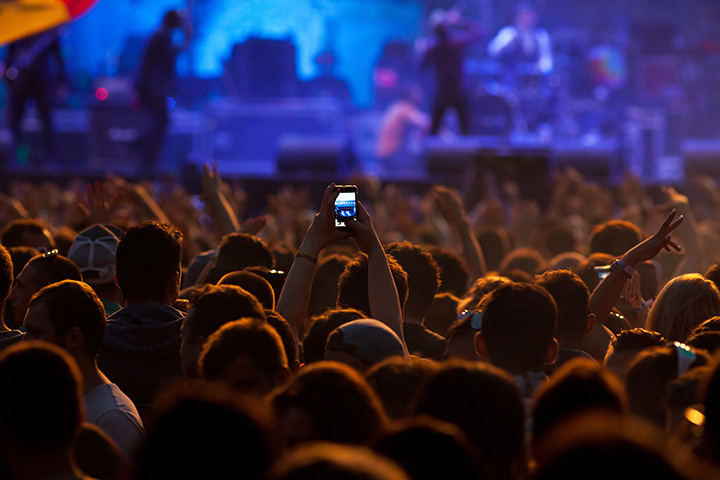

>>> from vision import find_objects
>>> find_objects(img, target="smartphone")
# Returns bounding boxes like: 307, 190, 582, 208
594, 265, 611, 282
334, 185, 358, 231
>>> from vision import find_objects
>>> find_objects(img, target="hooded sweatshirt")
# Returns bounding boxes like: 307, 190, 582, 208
98, 303, 184, 413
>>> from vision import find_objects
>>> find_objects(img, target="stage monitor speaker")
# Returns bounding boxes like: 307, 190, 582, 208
205, 99, 344, 168
276, 135, 354, 179
88, 104, 142, 171
552, 138, 619, 179
426, 136, 511, 181
475, 152, 550, 207
684, 139, 720, 178
427, 136, 550, 205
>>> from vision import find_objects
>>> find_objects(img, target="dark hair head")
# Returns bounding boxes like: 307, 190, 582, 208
626, 344, 710, 428
425, 246, 469, 297
265, 310, 298, 371
576, 252, 614, 292
54, 226, 76, 258
0, 342, 82, 451
269, 442, 408, 480
199, 318, 288, 394
271, 361, 387, 446
424, 292, 461, 336
8, 245, 40, 280
218, 270, 275, 310
458, 275, 512, 313
1, 218, 55, 250
611, 328, 667, 352
534, 270, 589, 345
374, 417, 486, 480
28, 280, 106, 356
26, 252, 83, 287
499, 247, 547, 277
702, 353, 720, 462
541, 224, 578, 258
271, 242, 296, 273
115, 222, 183, 302
185, 284, 266, 340
475, 227, 510, 272
690, 316, 720, 335
135, 383, 274, 480
532, 358, 625, 441
413, 360, 526, 480
385, 242, 440, 320
365, 357, 439, 420
245, 266, 286, 304
686, 331, 720, 355
590, 220, 642, 256
205, 234, 275, 284
337, 253, 408, 318
532, 413, 708, 480
181, 284, 266, 378
481, 283, 558, 375
704, 264, 720, 291
162, 10, 182, 28
308, 254, 350, 318
0, 245, 13, 308
603, 328, 667, 380
302, 308, 365, 364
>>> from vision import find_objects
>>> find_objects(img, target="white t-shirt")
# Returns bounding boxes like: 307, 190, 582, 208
84, 383, 145, 459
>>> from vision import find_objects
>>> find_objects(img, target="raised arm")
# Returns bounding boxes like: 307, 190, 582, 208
276, 184, 351, 354
660, 186, 704, 276
589, 210, 684, 327
347, 201, 408, 354
107, 175, 170, 225
432, 186, 486, 284
201, 162, 240, 237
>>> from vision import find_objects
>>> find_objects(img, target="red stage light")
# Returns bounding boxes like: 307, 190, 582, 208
95, 87, 108, 101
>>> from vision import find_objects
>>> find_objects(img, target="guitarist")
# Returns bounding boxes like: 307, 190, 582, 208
2, 29, 66, 165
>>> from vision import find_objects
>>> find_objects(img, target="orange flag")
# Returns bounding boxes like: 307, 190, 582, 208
0, 0, 98, 45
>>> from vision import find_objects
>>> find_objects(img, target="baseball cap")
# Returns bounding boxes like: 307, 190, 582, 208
326, 319, 407, 366
67, 224, 120, 285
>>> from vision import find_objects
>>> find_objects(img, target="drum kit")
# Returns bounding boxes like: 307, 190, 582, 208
467, 59, 560, 136
466, 41, 627, 138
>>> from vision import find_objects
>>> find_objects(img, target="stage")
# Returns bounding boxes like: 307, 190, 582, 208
0, 101, 696, 190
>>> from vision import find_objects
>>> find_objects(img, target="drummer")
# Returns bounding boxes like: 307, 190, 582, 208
487, 2, 553, 76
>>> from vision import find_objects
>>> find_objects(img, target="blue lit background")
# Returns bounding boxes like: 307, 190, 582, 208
62, 0, 423, 106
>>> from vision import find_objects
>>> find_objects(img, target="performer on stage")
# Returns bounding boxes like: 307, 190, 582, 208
376, 85, 429, 177
421, 9, 483, 136
2, 29, 65, 165
487, 2, 553, 76
135, 10, 192, 172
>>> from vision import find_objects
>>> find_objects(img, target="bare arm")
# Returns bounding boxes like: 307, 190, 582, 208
347, 202, 408, 354
201, 163, 240, 237
661, 186, 704, 276
107, 175, 170, 224
433, 186, 486, 284
276, 184, 351, 354
0, 193, 29, 220
589, 210, 684, 326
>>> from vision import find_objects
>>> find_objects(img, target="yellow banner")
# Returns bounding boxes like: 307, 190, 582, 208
0, 0, 70, 45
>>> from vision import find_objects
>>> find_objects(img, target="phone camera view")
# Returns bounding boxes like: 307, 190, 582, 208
335, 191, 357, 228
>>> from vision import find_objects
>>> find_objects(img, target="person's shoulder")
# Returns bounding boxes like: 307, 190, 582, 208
86, 383, 144, 428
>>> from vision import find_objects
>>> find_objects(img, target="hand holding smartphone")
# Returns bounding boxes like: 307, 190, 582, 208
334, 185, 358, 231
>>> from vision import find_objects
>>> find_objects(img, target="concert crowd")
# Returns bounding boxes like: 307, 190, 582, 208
0, 164, 719, 480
